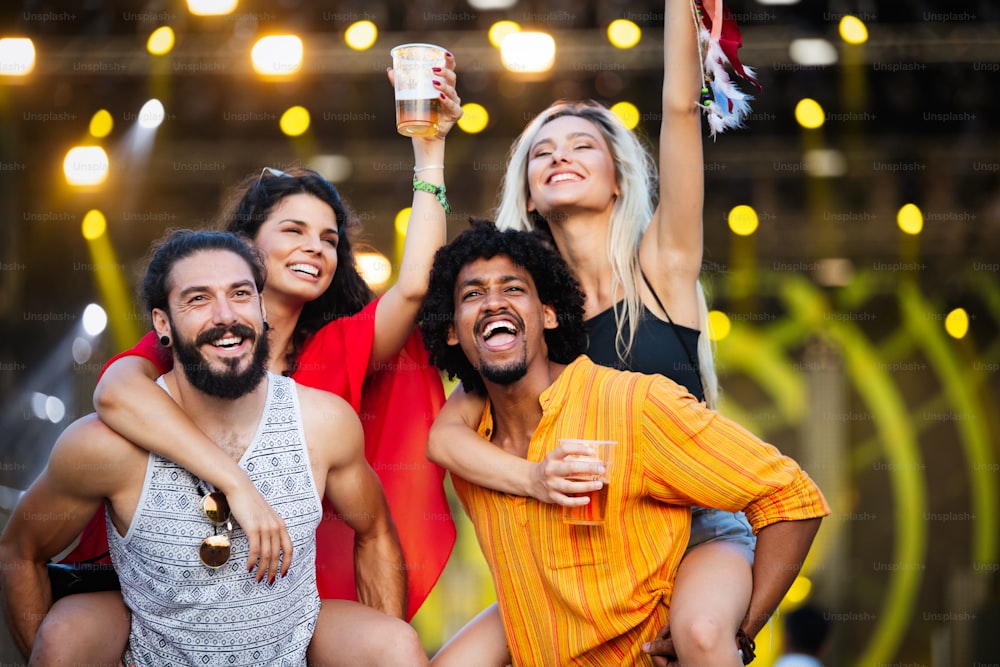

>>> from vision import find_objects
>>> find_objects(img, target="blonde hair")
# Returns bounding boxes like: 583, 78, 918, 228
495, 100, 719, 408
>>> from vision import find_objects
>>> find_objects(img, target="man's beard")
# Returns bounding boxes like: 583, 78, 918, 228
480, 358, 528, 386
172, 322, 270, 399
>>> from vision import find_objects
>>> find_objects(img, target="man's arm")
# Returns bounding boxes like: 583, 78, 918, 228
300, 387, 406, 617
637, 380, 828, 663
643, 384, 829, 523
641, 379, 829, 660
740, 517, 822, 640
0, 416, 123, 656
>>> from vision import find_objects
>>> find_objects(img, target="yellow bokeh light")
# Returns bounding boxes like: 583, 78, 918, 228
147, 26, 175, 55
458, 103, 489, 134
0, 37, 35, 76
395, 207, 412, 236
251, 35, 303, 76
357, 252, 392, 290
839, 15, 869, 45
89, 109, 114, 138
345, 20, 377, 51
607, 19, 642, 49
500, 32, 555, 73
728, 204, 759, 236
488, 21, 521, 49
186, 0, 238, 16
279, 106, 310, 136
795, 98, 825, 129
609, 101, 640, 130
82, 209, 107, 241
708, 310, 731, 341
784, 576, 813, 605
896, 203, 923, 235
64, 146, 109, 186
944, 308, 969, 339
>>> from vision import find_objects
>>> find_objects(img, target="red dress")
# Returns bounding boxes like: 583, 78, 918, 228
65, 297, 454, 621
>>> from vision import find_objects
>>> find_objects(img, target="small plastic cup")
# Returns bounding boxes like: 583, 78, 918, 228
561, 439, 616, 526
390, 43, 447, 137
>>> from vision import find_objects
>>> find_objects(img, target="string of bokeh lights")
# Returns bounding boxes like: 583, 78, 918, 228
0, 3, 970, 410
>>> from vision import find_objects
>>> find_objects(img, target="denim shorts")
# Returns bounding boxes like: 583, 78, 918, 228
686, 507, 756, 564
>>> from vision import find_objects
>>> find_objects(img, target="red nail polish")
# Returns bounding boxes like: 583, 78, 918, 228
440, 93, 446, 100
432, 79, 441, 85
432, 67, 442, 72
446, 52, 453, 58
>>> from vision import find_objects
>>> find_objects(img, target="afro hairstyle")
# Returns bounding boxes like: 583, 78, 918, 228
418, 218, 587, 396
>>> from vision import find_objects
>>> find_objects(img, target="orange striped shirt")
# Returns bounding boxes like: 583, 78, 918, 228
452, 356, 830, 666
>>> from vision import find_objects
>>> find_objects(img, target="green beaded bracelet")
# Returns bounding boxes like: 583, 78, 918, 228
413, 177, 452, 214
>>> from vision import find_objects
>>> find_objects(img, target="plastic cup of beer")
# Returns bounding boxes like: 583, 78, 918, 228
561, 439, 616, 526
390, 43, 446, 137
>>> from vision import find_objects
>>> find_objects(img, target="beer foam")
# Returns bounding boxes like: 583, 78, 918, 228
395, 86, 439, 101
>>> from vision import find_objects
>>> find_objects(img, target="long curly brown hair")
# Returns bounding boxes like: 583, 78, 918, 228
221, 167, 374, 374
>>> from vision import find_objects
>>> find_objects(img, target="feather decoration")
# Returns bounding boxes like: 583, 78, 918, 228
695, 0, 761, 137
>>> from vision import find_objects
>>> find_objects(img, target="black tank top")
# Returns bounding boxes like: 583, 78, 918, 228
585, 302, 705, 402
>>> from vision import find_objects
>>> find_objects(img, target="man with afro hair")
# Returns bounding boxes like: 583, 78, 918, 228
419, 220, 829, 666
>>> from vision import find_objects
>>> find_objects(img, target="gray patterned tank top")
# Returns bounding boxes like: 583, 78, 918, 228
108, 373, 322, 666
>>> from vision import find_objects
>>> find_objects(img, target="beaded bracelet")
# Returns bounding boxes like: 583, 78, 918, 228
413, 177, 451, 214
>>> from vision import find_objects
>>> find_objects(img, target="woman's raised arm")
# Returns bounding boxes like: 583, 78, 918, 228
640, 0, 706, 329
427, 384, 603, 505
371, 53, 463, 369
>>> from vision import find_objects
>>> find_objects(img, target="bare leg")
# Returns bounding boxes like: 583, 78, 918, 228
30, 591, 130, 666
668, 540, 753, 667
430, 603, 510, 667
307, 599, 428, 667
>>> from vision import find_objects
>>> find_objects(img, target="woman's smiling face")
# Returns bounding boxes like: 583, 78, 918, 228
251, 192, 340, 304
525, 114, 620, 219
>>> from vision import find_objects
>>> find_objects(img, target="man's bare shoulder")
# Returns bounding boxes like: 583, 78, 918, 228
294, 382, 360, 424
47, 414, 145, 489
54, 413, 135, 452
293, 382, 364, 463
